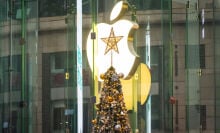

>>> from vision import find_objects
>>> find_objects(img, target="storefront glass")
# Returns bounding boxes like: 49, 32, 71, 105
1, 0, 220, 133
214, 0, 220, 132
0, 0, 38, 133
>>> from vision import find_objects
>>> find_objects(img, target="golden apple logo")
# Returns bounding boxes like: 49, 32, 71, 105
87, 1, 151, 110
86, 1, 140, 80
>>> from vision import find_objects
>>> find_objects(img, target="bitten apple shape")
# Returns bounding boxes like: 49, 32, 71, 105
86, 2, 140, 80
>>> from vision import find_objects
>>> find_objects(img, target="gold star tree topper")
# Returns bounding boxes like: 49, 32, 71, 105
101, 27, 123, 55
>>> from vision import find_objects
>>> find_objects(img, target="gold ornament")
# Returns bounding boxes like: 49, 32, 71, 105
118, 94, 123, 100
100, 74, 105, 79
112, 89, 119, 94
108, 96, 113, 102
92, 119, 97, 124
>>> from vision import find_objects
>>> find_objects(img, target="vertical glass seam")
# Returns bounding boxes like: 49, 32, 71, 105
76, 0, 83, 132
21, 0, 26, 132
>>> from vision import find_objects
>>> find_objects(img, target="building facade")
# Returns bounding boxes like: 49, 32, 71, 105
0, 0, 220, 133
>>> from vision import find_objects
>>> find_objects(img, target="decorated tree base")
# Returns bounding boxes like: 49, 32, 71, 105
92, 66, 131, 133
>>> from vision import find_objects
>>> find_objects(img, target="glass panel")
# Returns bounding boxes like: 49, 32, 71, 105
81, 0, 97, 133
186, 0, 201, 132
214, 0, 220, 132
198, 1, 215, 132
161, 0, 173, 132
0, 0, 38, 133
150, 46, 163, 131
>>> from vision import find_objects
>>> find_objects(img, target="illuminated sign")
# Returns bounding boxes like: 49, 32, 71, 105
86, 1, 151, 109
86, 1, 140, 80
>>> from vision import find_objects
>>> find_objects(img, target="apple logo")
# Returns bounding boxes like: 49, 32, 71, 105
86, 1, 140, 80
86, 0, 151, 110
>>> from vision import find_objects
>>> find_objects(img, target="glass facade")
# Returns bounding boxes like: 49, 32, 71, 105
0, 0, 219, 133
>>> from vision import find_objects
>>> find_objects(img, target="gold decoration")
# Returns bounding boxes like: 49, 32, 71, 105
101, 27, 123, 55
118, 94, 123, 101
92, 119, 97, 124
100, 74, 105, 79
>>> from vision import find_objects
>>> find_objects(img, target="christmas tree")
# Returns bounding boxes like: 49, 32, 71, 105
92, 66, 131, 133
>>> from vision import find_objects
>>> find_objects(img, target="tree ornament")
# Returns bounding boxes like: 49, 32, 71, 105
92, 119, 97, 124
111, 73, 119, 81
114, 124, 122, 131
118, 73, 124, 78
117, 84, 122, 90
100, 74, 105, 80
107, 96, 113, 102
